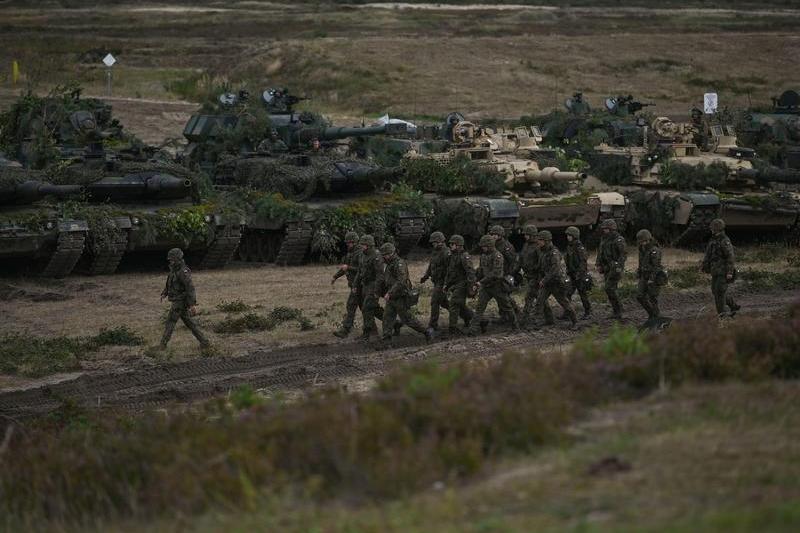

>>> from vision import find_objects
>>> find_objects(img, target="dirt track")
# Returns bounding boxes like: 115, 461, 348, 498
1, 288, 795, 418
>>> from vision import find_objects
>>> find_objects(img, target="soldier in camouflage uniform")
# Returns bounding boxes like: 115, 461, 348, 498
535, 231, 577, 328
444, 234, 475, 334
332, 231, 363, 338
702, 218, 741, 317
518, 224, 541, 325
564, 226, 592, 318
595, 219, 627, 319
354, 234, 384, 339
159, 248, 210, 349
419, 231, 450, 331
380, 243, 434, 342
635, 229, 668, 326
489, 224, 522, 321
469, 234, 519, 335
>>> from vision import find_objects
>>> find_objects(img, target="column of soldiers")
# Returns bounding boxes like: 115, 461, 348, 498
152, 217, 741, 349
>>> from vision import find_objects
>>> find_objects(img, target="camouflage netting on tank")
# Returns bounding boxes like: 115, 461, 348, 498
401, 156, 505, 196
660, 161, 730, 190
584, 151, 636, 186
44, 159, 201, 187
220, 155, 322, 201
625, 190, 680, 242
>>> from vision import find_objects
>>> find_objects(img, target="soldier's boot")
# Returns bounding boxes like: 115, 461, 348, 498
462, 308, 473, 328
425, 327, 436, 343
581, 298, 592, 319
728, 299, 741, 317
333, 326, 351, 339
610, 300, 623, 320
449, 326, 464, 336
159, 320, 177, 349
651, 300, 661, 320
543, 305, 555, 326
636, 296, 653, 320
393, 322, 403, 336
360, 327, 377, 341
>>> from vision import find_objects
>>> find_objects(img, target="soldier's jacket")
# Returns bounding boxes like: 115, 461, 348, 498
519, 242, 541, 280
423, 248, 450, 287
477, 249, 505, 287
596, 231, 627, 275
638, 243, 665, 282
496, 238, 519, 276
702, 233, 736, 276
445, 250, 476, 289
538, 244, 568, 286
565, 240, 588, 278
162, 261, 197, 306
333, 246, 362, 287
354, 247, 384, 288
383, 255, 412, 298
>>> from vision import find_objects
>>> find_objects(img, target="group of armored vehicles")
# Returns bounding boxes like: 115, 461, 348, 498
1, 85, 799, 277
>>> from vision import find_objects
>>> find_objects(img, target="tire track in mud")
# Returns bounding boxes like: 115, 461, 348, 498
0, 289, 796, 418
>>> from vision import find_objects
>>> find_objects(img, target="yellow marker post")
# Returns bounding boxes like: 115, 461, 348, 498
12, 60, 20, 85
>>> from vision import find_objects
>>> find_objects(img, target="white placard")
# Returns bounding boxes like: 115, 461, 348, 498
102, 53, 116, 67
703, 92, 718, 114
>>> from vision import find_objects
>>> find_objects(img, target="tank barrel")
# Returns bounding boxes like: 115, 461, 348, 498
85, 174, 192, 202
524, 167, 588, 182
296, 123, 407, 144
0, 180, 83, 204
738, 167, 800, 183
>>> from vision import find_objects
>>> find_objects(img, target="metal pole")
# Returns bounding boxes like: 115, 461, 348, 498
106, 67, 112, 96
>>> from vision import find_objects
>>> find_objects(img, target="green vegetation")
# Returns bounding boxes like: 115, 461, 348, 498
216, 299, 251, 313
401, 156, 506, 196
660, 160, 730, 190
0, 326, 143, 377
213, 306, 314, 334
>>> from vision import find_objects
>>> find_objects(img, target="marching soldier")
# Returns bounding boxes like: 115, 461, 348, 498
595, 218, 627, 319
702, 218, 741, 317
518, 224, 541, 325
380, 243, 434, 342
535, 231, 577, 329
419, 231, 450, 331
489, 224, 522, 321
332, 231, 362, 338
469, 234, 519, 335
353, 234, 383, 339
635, 229, 668, 327
444, 234, 475, 334
564, 226, 592, 318
159, 248, 210, 350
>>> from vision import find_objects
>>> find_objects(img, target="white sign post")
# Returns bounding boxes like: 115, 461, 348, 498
102, 53, 116, 96
703, 92, 718, 114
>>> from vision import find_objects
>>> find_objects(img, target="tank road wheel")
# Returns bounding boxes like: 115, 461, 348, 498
41, 231, 86, 278
81, 230, 129, 275
275, 221, 313, 266
199, 225, 242, 270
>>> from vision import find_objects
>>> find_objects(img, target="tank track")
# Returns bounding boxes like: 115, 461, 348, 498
40, 231, 86, 278
394, 216, 427, 256
198, 225, 242, 269
674, 205, 718, 248
275, 221, 313, 266
84, 231, 129, 275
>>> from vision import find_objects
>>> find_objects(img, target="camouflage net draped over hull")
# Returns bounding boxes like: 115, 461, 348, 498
218, 155, 331, 201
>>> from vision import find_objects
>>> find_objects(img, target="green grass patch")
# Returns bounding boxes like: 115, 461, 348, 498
0, 326, 144, 377
740, 269, 800, 291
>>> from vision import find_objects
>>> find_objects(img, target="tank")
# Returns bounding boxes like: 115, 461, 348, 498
180, 88, 427, 264
0, 169, 89, 278
737, 89, 800, 170
0, 87, 241, 275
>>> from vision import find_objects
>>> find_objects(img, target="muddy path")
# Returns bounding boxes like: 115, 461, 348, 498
0, 289, 795, 418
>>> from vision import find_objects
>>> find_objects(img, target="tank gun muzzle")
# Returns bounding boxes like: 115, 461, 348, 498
84, 173, 193, 202
0, 180, 83, 205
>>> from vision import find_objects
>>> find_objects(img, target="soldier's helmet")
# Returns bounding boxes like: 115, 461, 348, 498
536, 230, 553, 242
449, 234, 465, 246
489, 225, 506, 237
344, 231, 359, 243
565, 226, 580, 239
600, 219, 618, 231
167, 248, 184, 261
379, 242, 396, 256
523, 224, 538, 237
429, 231, 446, 244
636, 229, 653, 243
710, 218, 725, 232
359, 234, 375, 247
479, 234, 495, 248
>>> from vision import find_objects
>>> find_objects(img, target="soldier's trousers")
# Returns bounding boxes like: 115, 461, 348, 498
537, 281, 576, 325
429, 286, 450, 328
161, 301, 209, 347
470, 283, 518, 333
604, 272, 623, 315
567, 275, 592, 315
382, 295, 427, 339
447, 284, 473, 330
522, 276, 540, 323
711, 274, 738, 315
636, 279, 661, 319
342, 286, 384, 331
361, 282, 380, 334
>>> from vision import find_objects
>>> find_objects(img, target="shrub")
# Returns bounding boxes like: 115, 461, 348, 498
216, 299, 251, 313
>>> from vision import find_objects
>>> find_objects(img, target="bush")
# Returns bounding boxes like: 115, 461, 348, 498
213, 307, 315, 334
216, 299, 251, 313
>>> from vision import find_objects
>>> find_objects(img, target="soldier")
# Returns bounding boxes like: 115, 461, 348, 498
702, 218, 741, 317
518, 224, 541, 325
564, 226, 592, 318
635, 229, 668, 327
159, 248, 210, 350
332, 231, 362, 338
380, 243, 434, 342
469, 234, 519, 335
489, 224, 522, 321
595, 218, 627, 319
444, 234, 475, 334
535, 231, 577, 329
353, 234, 383, 339
419, 231, 450, 331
